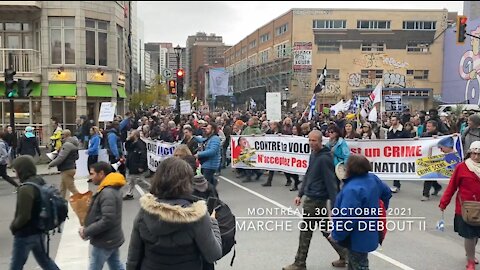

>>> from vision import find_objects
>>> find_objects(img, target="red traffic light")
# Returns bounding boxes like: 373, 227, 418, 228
177, 68, 184, 78
461, 17, 468, 25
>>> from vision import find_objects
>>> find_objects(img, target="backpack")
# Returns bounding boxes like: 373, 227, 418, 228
213, 198, 237, 265
22, 181, 69, 255
23, 182, 69, 232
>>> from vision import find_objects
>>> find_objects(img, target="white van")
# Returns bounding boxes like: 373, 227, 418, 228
438, 104, 480, 114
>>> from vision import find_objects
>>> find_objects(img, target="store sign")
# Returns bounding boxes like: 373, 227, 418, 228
48, 71, 76, 82
293, 42, 312, 73
87, 71, 113, 83
117, 74, 126, 85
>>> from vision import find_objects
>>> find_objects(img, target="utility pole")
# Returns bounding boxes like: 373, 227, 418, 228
128, 1, 132, 95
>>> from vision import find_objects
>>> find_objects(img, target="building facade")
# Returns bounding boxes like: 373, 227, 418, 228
225, 8, 453, 111
186, 32, 229, 102
0, 1, 131, 144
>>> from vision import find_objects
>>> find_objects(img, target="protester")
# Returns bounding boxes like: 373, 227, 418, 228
106, 123, 126, 177
48, 129, 80, 199
195, 122, 221, 187
330, 154, 392, 270
283, 130, 345, 270
0, 132, 19, 189
80, 162, 126, 270
440, 141, 480, 270
326, 124, 350, 167
50, 117, 63, 152
17, 126, 41, 159
87, 126, 102, 172
344, 121, 360, 139
387, 115, 410, 193
126, 158, 222, 270
462, 114, 480, 157
123, 130, 147, 200
181, 126, 199, 155
9, 155, 60, 270
359, 122, 377, 140
5, 125, 16, 162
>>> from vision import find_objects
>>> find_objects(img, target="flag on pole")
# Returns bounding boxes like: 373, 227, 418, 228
361, 81, 383, 117
308, 95, 317, 120
368, 106, 378, 122
314, 61, 327, 93
250, 97, 256, 110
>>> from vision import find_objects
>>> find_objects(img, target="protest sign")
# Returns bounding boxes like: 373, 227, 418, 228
98, 102, 116, 122
231, 135, 463, 180
142, 138, 178, 171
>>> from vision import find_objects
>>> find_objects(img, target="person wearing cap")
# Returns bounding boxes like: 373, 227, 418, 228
421, 137, 458, 201
462, 114, 480, 157
440, 141, 480, 270
17, 126, 41, 158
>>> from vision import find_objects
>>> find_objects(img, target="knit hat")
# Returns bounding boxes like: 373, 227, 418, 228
437, 137, 454, 149
25, 126, 35, 138
192, 175, 208, 192
469, 141, 480, 153
12, 155, 37, 182
235, 120, 245, 127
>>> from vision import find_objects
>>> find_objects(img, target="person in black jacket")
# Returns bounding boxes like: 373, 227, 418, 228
126, 158, 222, 270
80, 162, 126, 270
4, 125, 16, 161
123, 130, 147, 200
17, 126, 41, 158
387, 115, 410, 193
181, 126, 199, 155
10, 156, 60, 270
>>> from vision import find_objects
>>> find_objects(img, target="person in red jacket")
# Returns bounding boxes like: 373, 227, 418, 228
440, 141, 480, 270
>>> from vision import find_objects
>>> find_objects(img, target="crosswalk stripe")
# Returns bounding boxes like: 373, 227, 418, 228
55, 179, 90, 269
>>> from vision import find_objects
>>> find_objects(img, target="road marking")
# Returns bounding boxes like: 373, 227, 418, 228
218, 175, 416, 270
55, 179, 90, 270
135, 184, 145, 196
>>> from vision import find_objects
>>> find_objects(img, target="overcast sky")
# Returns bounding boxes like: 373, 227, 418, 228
138, 1, 464, 46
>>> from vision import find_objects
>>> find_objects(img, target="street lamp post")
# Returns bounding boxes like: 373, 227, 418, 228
174, 45, 182, 116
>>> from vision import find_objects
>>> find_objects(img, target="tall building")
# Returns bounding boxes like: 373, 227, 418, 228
0, 1, 131, 143
464, 1, 480, 20
225, 8, 451, 111
145, 42, 172, 83
144, 50, 152, 87
186, 32, 229, 101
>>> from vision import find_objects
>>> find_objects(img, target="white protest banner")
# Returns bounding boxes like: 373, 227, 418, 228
266, 92, 282, 121
98, 102, 116, 122
142, 138, 179, 171
75, 150, 109, 178
180, 100, 192, 115
231, 135, 463, 179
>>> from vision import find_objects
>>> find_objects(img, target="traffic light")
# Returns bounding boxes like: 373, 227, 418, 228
176, 68, 184, 97
17, 79, 33, 98
457, 16, 468, 44
4, 69, 16, 98
168, 79, 176, 94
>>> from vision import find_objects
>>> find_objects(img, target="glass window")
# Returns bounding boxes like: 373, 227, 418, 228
64, 29, 75, 64
98, 32, 107, 66
86, 31, 95, 65
63, 18, 75, 27
5, 23, 21, 31
49, 18, 61, 27
23, 35, 32, 49
0, 23, 3, 31
317, 41, 340, 52
86, 19, 95, 28
117, 25, 124, 70
22, 23, 30, 31
50, 29, 62, 64
98, 21, 108, 30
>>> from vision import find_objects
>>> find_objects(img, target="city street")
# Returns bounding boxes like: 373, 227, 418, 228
0, 169, 474, 270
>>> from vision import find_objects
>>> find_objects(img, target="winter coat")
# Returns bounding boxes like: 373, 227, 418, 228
107, 129, 122, 159
181, 137, 199, 155
84, 172, 126, 249
125, 139, 147, 175
332, 172, 392, 253
196, 135, 221, 170
0, 140, 9, 165
87, 134, 101, 156
241, 125, 262, 135
440, 162, 480, 215
462, 127, 480, 156
10, 156, 44, 236
126, 194, 223, 270
326, 137, 350, 166
386, 125, 409, 139
50, 127, 63, 151
48, 136, 79, 171
17, 136, 41, 157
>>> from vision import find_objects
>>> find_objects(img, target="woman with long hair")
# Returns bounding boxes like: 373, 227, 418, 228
326, 124, 350, 167
343, 122, 360, 139
359, 122, 377, 140
127, 158, 222, 270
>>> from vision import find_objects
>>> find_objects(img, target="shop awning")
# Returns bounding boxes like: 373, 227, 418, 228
117, 86, 127, 98
87, 84, 113, 97
48, 83, 77, 97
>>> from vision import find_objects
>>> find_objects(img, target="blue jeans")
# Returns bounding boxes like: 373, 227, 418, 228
202, 168, 218, 187
89, 245, 125, 270
10, 234, 59, 270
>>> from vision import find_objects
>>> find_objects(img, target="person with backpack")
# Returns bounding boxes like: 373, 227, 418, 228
48, 129, 80, 199
119, 112, 134, 142
9, 155, 61, 270
79, 162, 126, 270
126, 157, 222, 270
329, 154, 392, 270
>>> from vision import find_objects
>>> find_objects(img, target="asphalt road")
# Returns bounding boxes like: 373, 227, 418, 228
0, 169, 475, 270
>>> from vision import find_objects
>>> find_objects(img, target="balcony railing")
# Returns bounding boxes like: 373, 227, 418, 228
0, 49, 41, 74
